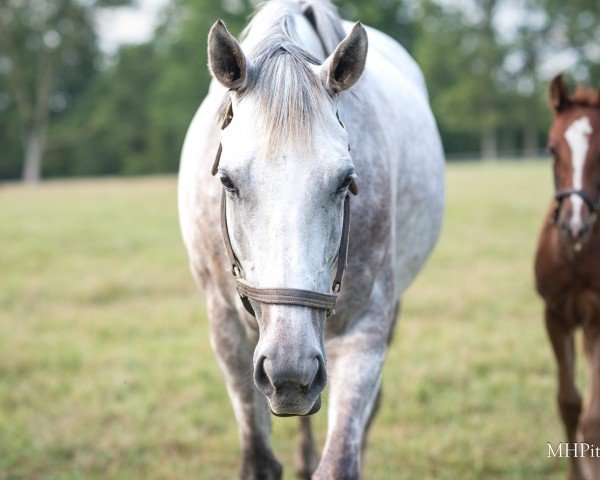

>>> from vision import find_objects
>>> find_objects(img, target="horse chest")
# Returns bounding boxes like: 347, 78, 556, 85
537, 228, 600, 325
543, 263, 600, 326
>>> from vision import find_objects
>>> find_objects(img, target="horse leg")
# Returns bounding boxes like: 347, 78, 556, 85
294, 417, 319, 479
361, 300, 399, 456
361, 384, 382, 456
545, 306, 585, 480
313, 299, 394, 479
580, 317, 600, 479
208, 301, 282, 480
312, 336, 385, 479
298, 383, 382, 479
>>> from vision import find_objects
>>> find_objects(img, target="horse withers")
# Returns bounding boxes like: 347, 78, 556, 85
178, 0, 444, 478
535, 74, 600, 480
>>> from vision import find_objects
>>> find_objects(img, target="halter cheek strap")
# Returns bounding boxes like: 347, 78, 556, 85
220, 189, 351, 317
212, 99, 355, 317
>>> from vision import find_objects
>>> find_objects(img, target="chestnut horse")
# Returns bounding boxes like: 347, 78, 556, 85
535, 74, 600, 480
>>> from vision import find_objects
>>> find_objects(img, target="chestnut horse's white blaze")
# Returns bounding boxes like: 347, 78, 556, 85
565, 116, 593, 235
178, 0, 444, 477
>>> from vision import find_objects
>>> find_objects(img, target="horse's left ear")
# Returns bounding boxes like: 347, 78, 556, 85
549, 74, 571, 112
321, 22, 368, 94
208, 20, 248, 90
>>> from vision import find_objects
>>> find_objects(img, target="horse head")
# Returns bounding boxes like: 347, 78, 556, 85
207, 19, 367, 416
548, 74, 600, 250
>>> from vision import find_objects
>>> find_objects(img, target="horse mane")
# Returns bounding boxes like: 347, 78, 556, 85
571, 85, 600, 108
230, 0, 346, 155
242, 0, 346, 57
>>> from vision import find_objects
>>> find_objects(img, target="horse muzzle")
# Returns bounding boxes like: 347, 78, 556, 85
254, 352, 327, 416
270, 396, 322, 417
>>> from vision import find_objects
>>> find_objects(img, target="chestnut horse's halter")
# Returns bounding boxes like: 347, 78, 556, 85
211, 100, 358, 317
552, 168, 600, 223
554, 189, 600, 218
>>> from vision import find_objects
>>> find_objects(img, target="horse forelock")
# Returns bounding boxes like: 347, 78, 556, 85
243, 42, 327, 155
223, 0, 344, 156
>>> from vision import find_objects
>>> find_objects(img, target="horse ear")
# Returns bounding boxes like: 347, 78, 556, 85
208, 20, 248, 90
549, 74, 571, 112
322, 22, 368, 93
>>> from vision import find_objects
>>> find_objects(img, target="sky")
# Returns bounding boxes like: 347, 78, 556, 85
95, 0, 170, 53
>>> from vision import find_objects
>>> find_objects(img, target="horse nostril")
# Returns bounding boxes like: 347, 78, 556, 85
254, 352, 327, 398
254, 356, 275, 396
307, 355, 327, 396
577, 225, 589, 239
568, 222, 589, 240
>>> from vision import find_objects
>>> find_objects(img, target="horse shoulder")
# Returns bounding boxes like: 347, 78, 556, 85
179, 83, 226, 268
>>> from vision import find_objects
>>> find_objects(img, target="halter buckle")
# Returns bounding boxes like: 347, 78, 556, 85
333, 282, 340, 293
232, 265, 241, 278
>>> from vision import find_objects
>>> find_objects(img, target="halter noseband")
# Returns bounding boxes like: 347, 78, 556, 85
211, 100, 356, 317
553, 188, 600, 224
555, 189, 600, 212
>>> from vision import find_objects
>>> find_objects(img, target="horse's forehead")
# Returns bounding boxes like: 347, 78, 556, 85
564, 116, 593, 146
552, 114, 594, 153
550, 114, 599, 185
552, 108, 598, 141
223, 98, 349, 168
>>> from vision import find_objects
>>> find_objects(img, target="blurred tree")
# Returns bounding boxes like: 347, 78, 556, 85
337, 0, 417, 51
144, 0, 254, 171
542, 0, 600, 82
44, 43, 161, 176
495, 0, 599, 156
1, 0, 596, 180
45, 0, 256, 177
413, 0, 508, 159
0, 0, 130, 183
0, 73, 22, 179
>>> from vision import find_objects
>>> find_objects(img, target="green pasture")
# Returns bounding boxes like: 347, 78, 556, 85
0, 161, 580, 479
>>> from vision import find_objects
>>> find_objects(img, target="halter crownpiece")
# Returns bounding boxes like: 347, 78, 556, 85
212, 99, 356, 317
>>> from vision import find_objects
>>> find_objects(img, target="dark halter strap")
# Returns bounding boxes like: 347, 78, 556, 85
212, 99, 355, 317
553, 188, 600, 224
554, 188, 600, 213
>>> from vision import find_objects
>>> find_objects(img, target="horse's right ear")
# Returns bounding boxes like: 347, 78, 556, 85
549, 74, 571, 112
321, 22, 368, 94
208, 20, 248, 90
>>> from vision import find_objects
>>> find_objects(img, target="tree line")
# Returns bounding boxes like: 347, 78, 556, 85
0, 0, 598, 182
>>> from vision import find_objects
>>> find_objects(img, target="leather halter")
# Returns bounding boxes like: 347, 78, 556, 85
553, 187, 600, 224
555, 189, 600, 213
211, 100, 356, 317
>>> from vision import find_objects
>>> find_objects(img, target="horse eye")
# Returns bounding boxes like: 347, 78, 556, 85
220, 175, 236, 192
337, 176, 353, 194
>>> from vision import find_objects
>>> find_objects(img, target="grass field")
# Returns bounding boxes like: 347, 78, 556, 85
0, 161, 580, 479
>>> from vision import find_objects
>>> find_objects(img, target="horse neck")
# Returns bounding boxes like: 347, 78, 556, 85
241, 8, 328, 61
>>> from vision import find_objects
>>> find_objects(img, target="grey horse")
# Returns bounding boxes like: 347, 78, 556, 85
178, 0, 444, 478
